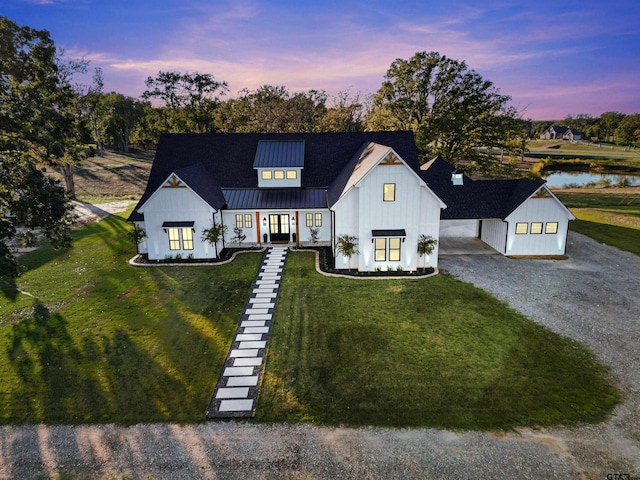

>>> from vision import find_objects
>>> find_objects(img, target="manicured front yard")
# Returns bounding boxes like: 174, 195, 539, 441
0, 212, 261, 424
257, 251, 619, 429
0, 213, 619, 428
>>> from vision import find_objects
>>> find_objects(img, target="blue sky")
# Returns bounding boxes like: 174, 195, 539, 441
3, 0, 639, 120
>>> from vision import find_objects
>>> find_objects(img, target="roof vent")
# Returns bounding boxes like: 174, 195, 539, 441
452, 172, 464, 186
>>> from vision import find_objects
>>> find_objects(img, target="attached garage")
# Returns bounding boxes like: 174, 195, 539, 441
421, 157, 575, 257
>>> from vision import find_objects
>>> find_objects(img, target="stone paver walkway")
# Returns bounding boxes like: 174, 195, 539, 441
206, 246, 287, 418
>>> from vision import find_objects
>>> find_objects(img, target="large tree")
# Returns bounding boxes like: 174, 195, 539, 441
101, 93, 145, 152
614, 113, 640, 148
142, 71, 228, 133
366, 51, 516, 171
216, 85, 328, 133
0, 17, 74, 278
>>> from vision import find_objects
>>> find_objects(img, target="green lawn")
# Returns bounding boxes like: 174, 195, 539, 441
0, 214, 619, 428
556, 190, 640, 255
257, 251, 619, 429
0, 212, 262, 424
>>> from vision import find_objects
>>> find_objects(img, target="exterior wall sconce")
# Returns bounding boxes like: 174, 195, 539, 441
263, 218, 267, 227
291, 217, 295, 225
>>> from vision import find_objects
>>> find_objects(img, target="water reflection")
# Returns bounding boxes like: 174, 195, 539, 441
544, 171, 640, 188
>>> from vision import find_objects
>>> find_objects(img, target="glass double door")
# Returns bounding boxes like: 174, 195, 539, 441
269, 214, 290, 242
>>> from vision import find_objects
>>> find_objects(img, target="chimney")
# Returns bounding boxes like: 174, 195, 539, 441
451, 172, 463, 186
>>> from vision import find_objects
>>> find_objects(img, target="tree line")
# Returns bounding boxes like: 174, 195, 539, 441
528, 113, 640, 147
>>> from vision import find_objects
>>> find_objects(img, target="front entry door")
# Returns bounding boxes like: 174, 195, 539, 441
269, 214, 290, 242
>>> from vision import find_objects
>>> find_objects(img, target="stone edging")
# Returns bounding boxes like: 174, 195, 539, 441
128, 248, 439, 280
292, 248, 439, 280
128, 248, 267, 267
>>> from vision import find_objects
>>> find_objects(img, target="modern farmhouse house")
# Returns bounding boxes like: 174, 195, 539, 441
128, 131, 575, 270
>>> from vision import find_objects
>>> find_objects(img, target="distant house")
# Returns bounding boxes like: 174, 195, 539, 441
129, 131, 575, 270
541, 125, 583, 141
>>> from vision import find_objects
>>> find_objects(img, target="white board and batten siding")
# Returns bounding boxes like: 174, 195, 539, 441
222, 210, 259, 246
505, 189, 574, 256
138, 177, 217, 260
440, 219, 480, 238
482, 187, 574, 256
332, 155, 444, 271
480, 219, 508, 253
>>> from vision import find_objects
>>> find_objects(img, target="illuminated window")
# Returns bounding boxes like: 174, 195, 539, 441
168, 228, 180, 250
315, 213, 322, 227
515, 223, 528, 234
530, 222, 543, 234
286, 170, 297, 179
383, 183, 396, 202
375, 238, 386, 261
545, 222, 558, 234
306, 213, 313, 227
389, 238, 401, 261
261, 170, 272, 180
274, 170, 285, 180
235, 214, 243, 228
244, 214, 252, 228
181, 227, 193, 250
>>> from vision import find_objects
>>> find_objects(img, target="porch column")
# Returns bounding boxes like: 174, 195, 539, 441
295, 211, 300, 247
256, 211, 261, 245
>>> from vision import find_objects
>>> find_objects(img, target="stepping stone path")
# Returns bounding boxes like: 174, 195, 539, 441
206, 247, 287, 418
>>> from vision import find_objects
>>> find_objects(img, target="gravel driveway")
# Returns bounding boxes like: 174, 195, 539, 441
1, 231, 638, 479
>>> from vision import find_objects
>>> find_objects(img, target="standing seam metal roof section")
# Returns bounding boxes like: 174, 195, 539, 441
252, 140, 306, 168
222, 188, 327, 209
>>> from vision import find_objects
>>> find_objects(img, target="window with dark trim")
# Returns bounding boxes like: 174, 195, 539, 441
306, 213, 313, 227
181, 227, 194, 250
261, 170, 272, 180
315, 213, 322, 227
389, 237, 401, 261
168, 228, 180, 250
515, 222, 528, 234
286, 170, 297, 179
235, 214, 243, 228
383, 183, 396, 202
274, 170, 285, 179
375, 238, 386, 261
168, 227, 193, 250
244, 214, 252, 228
530, 222, 543, 234
545, 222, 558, 234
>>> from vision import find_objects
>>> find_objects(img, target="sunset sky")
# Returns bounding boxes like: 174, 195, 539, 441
3, 0, 639, 120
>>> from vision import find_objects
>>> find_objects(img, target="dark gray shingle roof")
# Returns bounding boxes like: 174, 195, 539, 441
420, 157, 545, 219
128, 131, 419, 221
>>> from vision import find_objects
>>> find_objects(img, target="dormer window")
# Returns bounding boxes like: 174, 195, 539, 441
254, 140, 304, 188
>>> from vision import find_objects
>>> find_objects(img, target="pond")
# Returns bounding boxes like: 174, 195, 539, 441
544, 171, 640, 189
